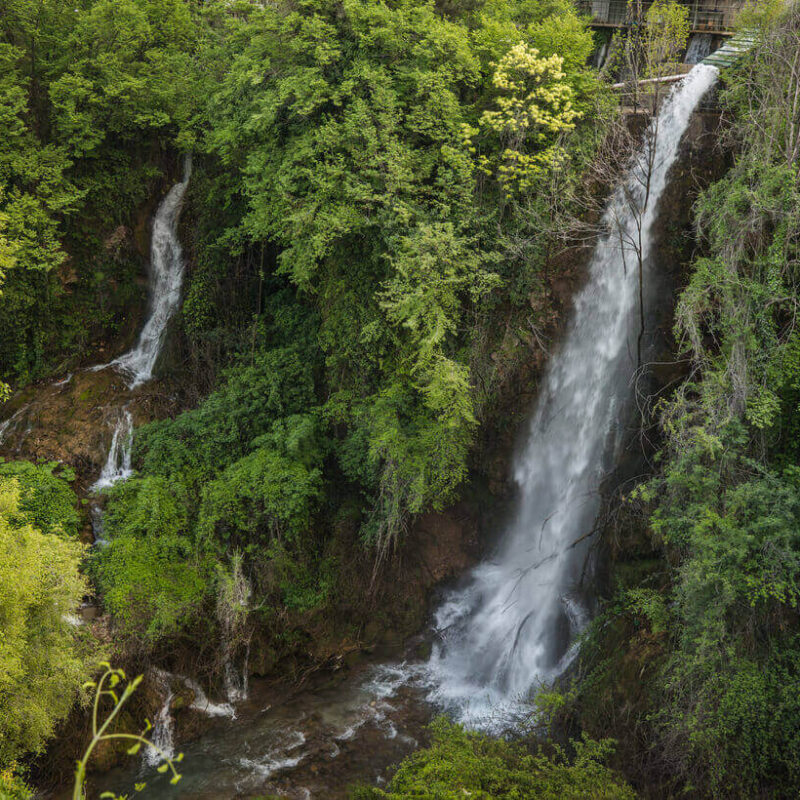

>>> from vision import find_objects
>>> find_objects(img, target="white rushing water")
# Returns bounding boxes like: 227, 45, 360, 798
112, 156, 192, 389
185, 676, 236, 718
685, 33, 714, 64
89, 159, 191, 490
0, 404, 30, 447
145, 671, 176, 768
423, 64, 719, 730
91, 408, 134, 491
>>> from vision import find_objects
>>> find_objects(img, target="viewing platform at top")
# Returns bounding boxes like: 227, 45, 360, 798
577, 1, 745, 36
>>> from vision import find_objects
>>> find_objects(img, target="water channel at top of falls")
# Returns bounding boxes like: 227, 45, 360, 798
75, 63, 720, 799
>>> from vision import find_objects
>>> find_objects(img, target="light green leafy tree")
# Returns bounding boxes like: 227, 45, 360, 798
465, 42, 580, 197
0, 478, 95, 766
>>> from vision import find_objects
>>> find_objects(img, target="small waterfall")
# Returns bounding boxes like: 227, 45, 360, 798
0, 418, 14, 447
87, 159, 191, 489
423, 64, 720, 730
53, 372, 73, 388
112, 156, 192, 389
91, 408, 133, 491
0, 404, 29, 447
685, 33, 714, 64
591, 39, 610, 70
223, 647, 249, 704
144, 670, 176, 767
183, 676, 236, 718
218, 553, 252, 703
90, 504, 109, 547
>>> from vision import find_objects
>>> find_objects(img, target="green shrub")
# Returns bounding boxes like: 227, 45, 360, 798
350, 718, 637, 800
0, 460, 78, 537
95, 476, 211, 640
0, 764, 32, 800
0, 478, 94, 765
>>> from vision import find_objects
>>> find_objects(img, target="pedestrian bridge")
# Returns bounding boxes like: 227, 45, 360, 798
578, 1, 745, 36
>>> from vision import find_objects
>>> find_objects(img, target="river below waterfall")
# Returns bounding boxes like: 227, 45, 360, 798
84, 661, 433, 800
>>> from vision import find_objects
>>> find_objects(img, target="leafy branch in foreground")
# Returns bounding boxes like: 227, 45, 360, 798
73, 663, 183, 800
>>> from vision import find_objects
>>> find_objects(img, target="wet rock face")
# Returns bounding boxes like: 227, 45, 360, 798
411, 504, 481, 585
1, 370, 128, 479
0, 365, 182, 491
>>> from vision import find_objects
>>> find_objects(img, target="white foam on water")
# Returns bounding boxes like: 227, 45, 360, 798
239, 731, 306, 778
184, 676, 237, 719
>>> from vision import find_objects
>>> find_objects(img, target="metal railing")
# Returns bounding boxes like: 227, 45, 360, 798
577, 1, 743, 33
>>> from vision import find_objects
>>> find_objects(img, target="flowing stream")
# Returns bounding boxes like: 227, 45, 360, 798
90, 664, 425, 800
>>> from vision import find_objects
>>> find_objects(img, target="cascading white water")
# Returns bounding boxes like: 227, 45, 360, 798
685, 33, 714, 64
90, 158, 191, 513
0, 404, 30, 447
184, 675, 236, 718
145, 671, 176, 768
423, 64, 719, 730
91, 408, 134, 491
112, 156, 192, 389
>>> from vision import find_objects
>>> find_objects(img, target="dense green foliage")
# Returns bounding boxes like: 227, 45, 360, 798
0, 460, 78, 536
0, 0, 197, 382
0, 477, 94, 768
12, 0, 800, 797
351, 718, 637, 799
190, 0, 599, 548
89, 0, 607, 647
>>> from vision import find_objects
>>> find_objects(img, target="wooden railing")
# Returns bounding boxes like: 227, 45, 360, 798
577, 1, 743, 34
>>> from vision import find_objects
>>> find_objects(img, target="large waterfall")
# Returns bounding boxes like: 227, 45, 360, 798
112, 156, 192, 389
423, 64, 720, 730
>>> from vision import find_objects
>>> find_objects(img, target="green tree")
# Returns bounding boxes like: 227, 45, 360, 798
0, 478, 95, 766
465, 41, 580, 197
